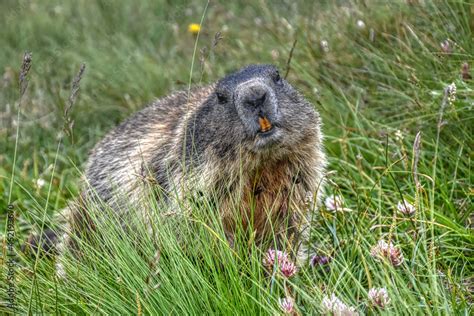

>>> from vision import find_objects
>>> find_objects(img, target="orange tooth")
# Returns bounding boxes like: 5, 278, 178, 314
258, 116, 272, 132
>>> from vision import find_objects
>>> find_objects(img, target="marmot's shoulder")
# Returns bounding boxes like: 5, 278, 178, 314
111, 84, 214, 136
84, 84, 215, 184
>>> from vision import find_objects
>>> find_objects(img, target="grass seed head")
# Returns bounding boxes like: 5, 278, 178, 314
19, 51, 32, 97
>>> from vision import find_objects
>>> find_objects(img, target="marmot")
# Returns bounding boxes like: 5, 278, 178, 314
29, 64, 326, 270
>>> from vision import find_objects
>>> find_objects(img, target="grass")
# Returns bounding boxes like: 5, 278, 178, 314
1, 0, 473, 314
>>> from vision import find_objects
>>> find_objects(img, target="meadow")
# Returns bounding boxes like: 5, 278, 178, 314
0, 0, 472, 314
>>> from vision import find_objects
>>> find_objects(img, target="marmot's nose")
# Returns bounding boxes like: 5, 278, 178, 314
245, 88, 267, 108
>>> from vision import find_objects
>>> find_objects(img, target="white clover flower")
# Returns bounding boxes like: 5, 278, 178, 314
395, 129, 404, 142
321, 294, 358, 315
320, 40, 329, 53
368, 287, 390, 309
324, 195, 344, 212
280, 258, 297, 278
356, 20, 366, 29
447, 82, 456, 104
279, 297, 295, 314
440, 39, 452, 53
263, 249, 297, 278
36, 178, 46, 188
397, 199, 416, 216
263, 249, 288, 270
370, 240, 404, 267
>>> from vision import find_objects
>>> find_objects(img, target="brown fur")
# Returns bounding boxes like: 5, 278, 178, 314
27, 65, 326, 277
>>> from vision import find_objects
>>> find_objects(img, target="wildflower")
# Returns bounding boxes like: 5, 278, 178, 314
356, 20, 366, 29
263, 249, 297, 278
394, 129, 404, 142
280, 259, 297, 278
263, 249, 288, 269
370, 240, 404, 267
320, 40, 329, 53
271, 49, 280, 61
324, 195, 344, 212
188, 23, 201, 35
279, 297, 295, 314
446, 82, 456, 105
313, 87, 320, 97
310, 254, 331, 267
36, 178, 46, 188
461, 62, 472, 81
368, 287, 390, 309
397, 199, 416, 216
321, 294, 358, 315
440, 39, 452, 53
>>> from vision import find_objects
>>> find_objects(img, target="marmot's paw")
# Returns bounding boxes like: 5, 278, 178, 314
22, 228, 58, 258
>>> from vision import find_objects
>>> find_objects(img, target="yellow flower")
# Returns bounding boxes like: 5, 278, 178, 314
188, 23, 201, 35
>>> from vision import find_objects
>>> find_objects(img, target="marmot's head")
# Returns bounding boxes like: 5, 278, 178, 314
214, 64, 319, 153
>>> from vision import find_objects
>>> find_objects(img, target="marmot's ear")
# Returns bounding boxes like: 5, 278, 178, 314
272, 70, 283, 85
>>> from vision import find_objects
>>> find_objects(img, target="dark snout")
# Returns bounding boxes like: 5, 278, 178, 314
236, 81, 279, 135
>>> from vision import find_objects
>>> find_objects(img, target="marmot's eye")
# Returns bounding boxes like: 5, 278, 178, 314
216, 92, 227, 103
273, 71, 282, 85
